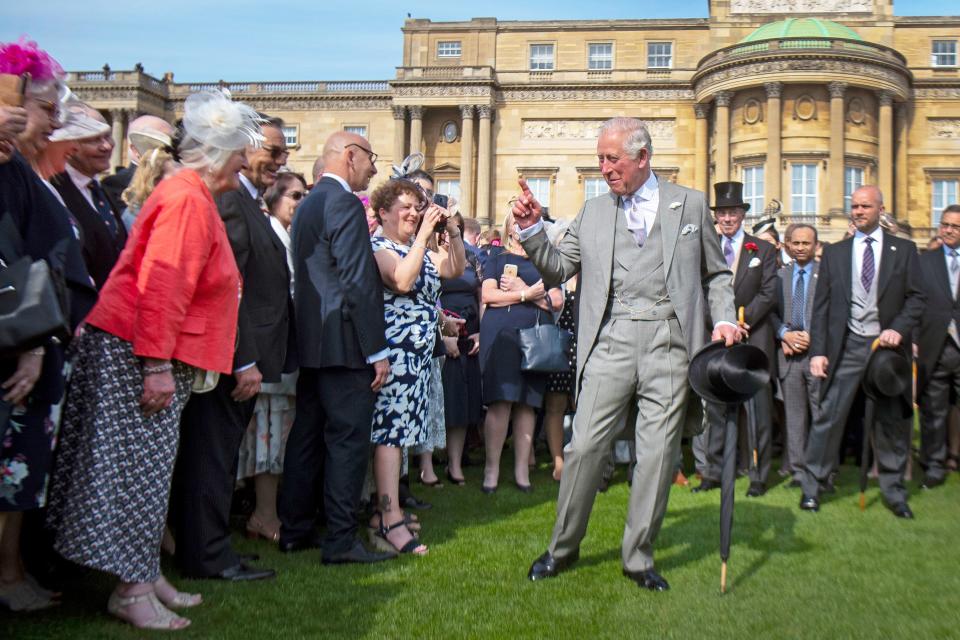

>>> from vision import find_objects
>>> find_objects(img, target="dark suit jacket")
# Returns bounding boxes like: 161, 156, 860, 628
916, 247, 960, 395
732, 233, 778, 376
51, 171, 128, 289
214, 184, 295, 382
101, 163, 135, 213
771, 261, 819, 377
291, 176, 387, 369
809, 232, 925, 414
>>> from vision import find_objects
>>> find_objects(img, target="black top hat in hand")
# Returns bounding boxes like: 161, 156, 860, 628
862, 342, 911, 400
710, 182, 751, 212
688, 340, 770, 404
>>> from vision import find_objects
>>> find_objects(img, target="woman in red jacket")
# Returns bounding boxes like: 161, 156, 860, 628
47, 91, 262, 631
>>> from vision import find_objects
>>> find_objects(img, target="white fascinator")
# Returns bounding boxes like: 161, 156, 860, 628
49, 87, 110, 142
183, 90, 264, 151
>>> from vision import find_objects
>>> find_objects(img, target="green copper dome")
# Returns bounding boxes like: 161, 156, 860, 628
740, 18, 863, 42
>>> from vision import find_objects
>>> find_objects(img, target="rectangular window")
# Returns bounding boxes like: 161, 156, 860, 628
791, 163, 818, 217
437, 41, 462, 58
525, 177, 551, 208
647, 42, 673, 69
281, 125, 298, 147
932, 40, 958, 67
844, 166, 864, 213
742, 166, 765, 216
343, 125, 367, 138
588, 43, 613, 70
529, 44, 555, 71
435, 178, 460, 202
933, 179, 959, 226
584, 177, 609, 201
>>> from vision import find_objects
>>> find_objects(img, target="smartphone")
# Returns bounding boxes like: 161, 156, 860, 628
503, 264, 518, 278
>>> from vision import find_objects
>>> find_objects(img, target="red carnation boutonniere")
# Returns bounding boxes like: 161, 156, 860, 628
744, 241, 759, 254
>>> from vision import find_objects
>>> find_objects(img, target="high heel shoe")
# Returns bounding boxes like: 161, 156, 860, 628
369, 512, 427, 556
481, 484, 497, 494
418, 470, 443, 487
445, 468, 466, 486
515, 482, 534, 494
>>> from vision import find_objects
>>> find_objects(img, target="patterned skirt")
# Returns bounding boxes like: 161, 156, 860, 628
412, 356, 446, 455
46, 329, 193, 583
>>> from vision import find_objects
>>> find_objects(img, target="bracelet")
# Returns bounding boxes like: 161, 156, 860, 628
143, 362, 173, 376
520, 290, 527, 303
412, 242, 428, 251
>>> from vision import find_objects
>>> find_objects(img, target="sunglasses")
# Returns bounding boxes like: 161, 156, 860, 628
285, 190, 306, 201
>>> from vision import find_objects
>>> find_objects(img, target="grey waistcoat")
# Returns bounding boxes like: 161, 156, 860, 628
848, 263, 881, 337
607, 207, 676, 321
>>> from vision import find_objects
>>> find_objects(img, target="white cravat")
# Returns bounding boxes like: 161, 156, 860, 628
622, 173, 659, 245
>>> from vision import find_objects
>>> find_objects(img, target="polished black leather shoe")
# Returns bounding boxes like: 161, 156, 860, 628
746, 482, 766, 497
527, 550, 579, 581
322, 541, 397, 565
692, 479, 721, 493
623, 569, 670, 591
920, 476, 945, 490
889, 502, 914, 519
212, 563, 275, 581
799, 495, 820, 512
278, 533, 323, 554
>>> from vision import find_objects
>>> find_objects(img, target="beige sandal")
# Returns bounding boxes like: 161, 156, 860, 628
153, 578, 202, 609
107, 590, 190, 630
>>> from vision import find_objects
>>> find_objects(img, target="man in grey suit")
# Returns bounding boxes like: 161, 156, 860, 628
516, 117, 739, 591
771, 224, 820, 485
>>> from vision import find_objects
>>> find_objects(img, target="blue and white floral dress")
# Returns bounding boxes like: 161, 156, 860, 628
370, 236, 441, 447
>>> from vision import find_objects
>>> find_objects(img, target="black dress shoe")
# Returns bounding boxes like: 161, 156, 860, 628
278, 534, 323, 553
920, 476, 945, 490
623, 568, 670, 591
889, 502, 914, 519
527, 550, 579, 581
322, 541, 397, 565
212, 563, 275, 581
515, 482, 533, 494
692, 479, 720, 493
481, 485, 497, 494
799, 495, 820, 512
746, 482, 766, 497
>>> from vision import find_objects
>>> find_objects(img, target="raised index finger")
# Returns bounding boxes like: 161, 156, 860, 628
518, 177, 533, 198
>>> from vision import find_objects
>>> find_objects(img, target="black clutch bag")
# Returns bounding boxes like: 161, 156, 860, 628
517, 317, 572, 373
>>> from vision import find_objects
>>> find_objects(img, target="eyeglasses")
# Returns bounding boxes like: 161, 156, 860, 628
346, 143, 377, 164
285, 190, 306, 201
940, 221, 960, 231
261, 144, 289, 161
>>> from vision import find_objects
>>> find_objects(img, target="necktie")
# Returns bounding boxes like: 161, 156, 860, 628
951, 249, 959, 291
625, 197, 647, 247
791, 268, 806, 330
861, 237, 875, 292
88, 179, 118, 238
723, 237, 735, 267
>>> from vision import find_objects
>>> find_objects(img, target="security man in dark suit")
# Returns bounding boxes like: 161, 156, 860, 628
277, 131, 394, 565
172, 117, 294, 581
694, 182, 778, 497
916, 204, 960, 489
802, 186, 925, 517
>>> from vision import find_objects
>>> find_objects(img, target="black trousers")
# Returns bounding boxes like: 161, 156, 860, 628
919, 340, 960, 482
172, 374, 255, 577
278, 366, 374, 556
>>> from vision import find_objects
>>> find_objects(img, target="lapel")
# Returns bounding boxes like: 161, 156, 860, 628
733, 232, 754, 293
598, 191, 618, 294
658, 178, 684, 278
806, 261, 819, 316
240, 186, 285, 254
837, 237, 853, 303
780, 265, 793, 320
876, 232, 896, 303
932, 249, 953, 303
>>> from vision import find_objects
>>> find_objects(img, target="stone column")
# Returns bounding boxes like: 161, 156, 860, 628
877, 91, 894, 202
714, 91, 733, 184
408, 105, 424, 156
476, 105, 494, 225
392, 105, 407, 165
895, 103, 909, 221
694, 103, 709, 195
764, 82, 783, 203
828, 82, 847, 214
109, 108, 126, 170
459, 104, 476, 217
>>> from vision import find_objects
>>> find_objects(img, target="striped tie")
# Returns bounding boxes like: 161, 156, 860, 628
791, 268, 806, 330
861, 237, 875, 291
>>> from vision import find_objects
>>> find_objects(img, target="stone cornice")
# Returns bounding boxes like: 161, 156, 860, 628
498, 86, 696, 102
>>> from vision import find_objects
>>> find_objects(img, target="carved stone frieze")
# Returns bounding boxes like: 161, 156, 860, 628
393, 85, 492, 98
928, 118, 960, 139
697, 59, 907, 96
914, 87, 960, 99
167, 97, 394, 112
521, 119, 676, 144
730, 0, 872, 13
498, 88, 696, 102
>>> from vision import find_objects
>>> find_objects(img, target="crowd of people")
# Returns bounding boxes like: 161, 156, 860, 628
1, 37, 958, 629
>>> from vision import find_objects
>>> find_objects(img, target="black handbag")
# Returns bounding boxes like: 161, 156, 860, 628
517, 316, 572, 373
0, 212, 70, 357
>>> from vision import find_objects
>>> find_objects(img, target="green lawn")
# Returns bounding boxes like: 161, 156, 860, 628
5, 458, 960, 639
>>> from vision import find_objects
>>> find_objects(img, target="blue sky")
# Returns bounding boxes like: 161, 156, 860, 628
1, 1, 955, 81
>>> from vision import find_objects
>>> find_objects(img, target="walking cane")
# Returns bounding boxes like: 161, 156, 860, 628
738, 307, 759, 469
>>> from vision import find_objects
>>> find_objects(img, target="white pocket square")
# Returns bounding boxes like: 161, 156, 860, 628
680, 224, 698, 235
748, 257, 761, 268
669, 201, 683, 210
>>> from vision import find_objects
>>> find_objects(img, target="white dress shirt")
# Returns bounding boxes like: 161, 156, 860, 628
65, 163, 98, 211
721, 226, 746, 267
621, 173, 659, 240
852, 226, 884, 286
944, 244, 960, 299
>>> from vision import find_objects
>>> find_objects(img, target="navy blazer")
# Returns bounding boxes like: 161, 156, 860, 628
916, 247, 960, 395
291, 176, 387, 369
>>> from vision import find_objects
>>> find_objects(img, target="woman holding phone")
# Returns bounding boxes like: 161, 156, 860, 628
479, 212, 563, 494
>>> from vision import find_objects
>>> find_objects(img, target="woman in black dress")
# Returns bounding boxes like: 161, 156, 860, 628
439, 213, 483, 485
479, 213, 562, 493
543, 275, 578, 481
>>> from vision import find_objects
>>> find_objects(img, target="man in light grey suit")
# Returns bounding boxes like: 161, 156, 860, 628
771, 224, 820, 485
516, 117, 739, 591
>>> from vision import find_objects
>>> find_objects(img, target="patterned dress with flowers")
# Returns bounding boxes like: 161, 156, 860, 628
370, 236, 441, 447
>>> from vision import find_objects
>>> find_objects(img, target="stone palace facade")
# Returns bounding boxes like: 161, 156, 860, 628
69, 0, 960, 241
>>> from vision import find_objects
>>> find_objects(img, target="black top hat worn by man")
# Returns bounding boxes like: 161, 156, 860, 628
802, 185, 924, 518
693, 182, 778, 498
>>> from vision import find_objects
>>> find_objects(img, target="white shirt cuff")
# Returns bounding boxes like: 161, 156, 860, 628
714, 321, 738, 330
516, 220, 545, 242
366, 348, 390, 364
234, 362, 256, 374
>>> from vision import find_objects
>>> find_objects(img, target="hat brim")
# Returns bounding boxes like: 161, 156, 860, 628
688, 340, 769, 404
862, 344, 911, 399
709, 203, 751, 212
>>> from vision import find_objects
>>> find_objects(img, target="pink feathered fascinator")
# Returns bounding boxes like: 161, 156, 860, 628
0, 37, 64, 81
